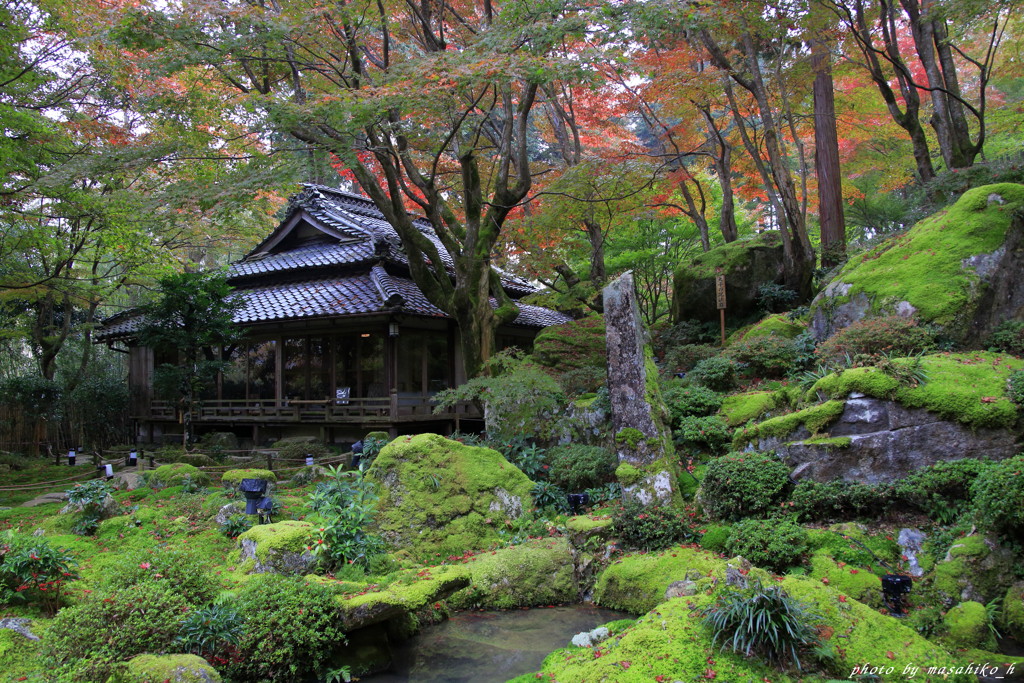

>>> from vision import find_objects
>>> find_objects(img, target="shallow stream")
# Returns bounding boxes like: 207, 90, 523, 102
364, 604, 629, 682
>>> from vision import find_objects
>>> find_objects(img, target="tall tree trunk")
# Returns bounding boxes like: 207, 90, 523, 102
698, 103, 739, 243
812, 37, 846, 268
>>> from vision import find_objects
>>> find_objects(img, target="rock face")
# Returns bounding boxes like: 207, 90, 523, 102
603, 272, 677, 505
366, 434, 533, 558
810, 184, 1024, 342
672, 232, 791, 324
756, 394, 1019, 484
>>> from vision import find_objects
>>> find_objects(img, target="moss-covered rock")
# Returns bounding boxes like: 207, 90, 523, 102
942, 601, 997, 651
998, 582, 1024, 641
733, 399, 845, 450
593, 546, 770, 614
148, 463, 211, 488
335, 565, 471, 631
718, 390, 779, 427
237, 520, 315, 575
734, 313, 806, 342
366, 434, 533, 560
933, 533, 1016, 606
220, 468, 277, 486
446, 538, 579, 609
810, 183, 1024, 342
119, 654, 221, 683
807, 551, 883, 608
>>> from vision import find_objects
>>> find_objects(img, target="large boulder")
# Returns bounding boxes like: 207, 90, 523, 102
933, 534, 1015, 606
810, 183, 1024, 342
120, 654, 221, 683
366, 434, 533, 560
736, 353, 1023, 484
445, 538, 579, 610
237, 520, 316, 575
672, 232, 794, 324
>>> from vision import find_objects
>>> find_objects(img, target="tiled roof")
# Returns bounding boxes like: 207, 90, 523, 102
229, 240, 374, 278
97, 273, 570, 342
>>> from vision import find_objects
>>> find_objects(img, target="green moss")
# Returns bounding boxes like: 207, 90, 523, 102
807, 551, 883, 607
999, 584, 1024, 640
366, 434, 534, 560
675, 231, 782, 283
615, 428, 644, 450
523, 591, 792, 683
698, 524, 731, 552
810, 352, 1023, 430
799, 436, 851, 448
220, 468, 277, 485
718, 390, 779, 427
565, 516, 614, 534
817, 183, 1024, 328
0, 626, 46, 681
614, 462, 643, 487
336, 565, 470, 620
593, 547, 770, 614
364, 430, 390, 441
237, 520, 312, 562
739, 314, 806, 341
119, 653, 222, 682
733, 400, 845, 449
943, 601, 996, 651
149, 463, 210, 488
933, 535, 993, 602
445, 538, 578, 609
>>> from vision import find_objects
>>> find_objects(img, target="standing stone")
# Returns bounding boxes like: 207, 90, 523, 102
603, 272, 678, 505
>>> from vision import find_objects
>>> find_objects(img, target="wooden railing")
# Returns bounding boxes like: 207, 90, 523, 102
147, 395, 478, 423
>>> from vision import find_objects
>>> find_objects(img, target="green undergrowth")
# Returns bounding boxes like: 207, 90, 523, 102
818, 183, 1024, 326
811, 352, 1023, 429
718, 390, 779, 426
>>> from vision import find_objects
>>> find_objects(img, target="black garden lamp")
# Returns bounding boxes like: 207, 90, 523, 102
305, 454, 314, 467
67, 449, 76, 466
239, 478, 268, 515
567, 492, 590, 515
256, 496, 274, 524
127, 450, 138, 467
881, 574, 913, 616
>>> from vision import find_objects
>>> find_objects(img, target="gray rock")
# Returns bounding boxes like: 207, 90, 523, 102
0, 617, 39, 640
214, 502, 244, 526
665, 580, 698, 599
761, 395, 1018, 484
21, 491, 67, 507
239, 538, 316, 576
604, 272, 676, 505
898, 528, 927, 577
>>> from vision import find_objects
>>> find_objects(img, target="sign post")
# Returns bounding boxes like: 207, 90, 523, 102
715, 275, 727, 346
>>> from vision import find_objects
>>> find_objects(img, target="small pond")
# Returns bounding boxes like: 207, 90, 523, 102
365, 604, 629, 682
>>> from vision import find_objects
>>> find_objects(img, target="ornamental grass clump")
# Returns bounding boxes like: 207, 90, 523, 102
701, 580, 823, 671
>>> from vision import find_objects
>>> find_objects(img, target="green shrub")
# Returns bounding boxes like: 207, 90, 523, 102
1009, 370, 1024, 406
225, 575, 345, 682
220, 513, 252, 539
815, 315, 934, 365
657, 319, 719, 348
699, 525, 732, 553
688, 356, 738, 391
612, 499, 697, 550
756, 283, 799, 314
895, 459, 993, 523
700, 452, 790, 521
727, 335, 798, 378
662, 383, 723, 424
308, 467, 386, 570
724, 518, 809, 573
988, 319, 1024, 356
547, 444, 617, 491
789, 480, 894, 522
0, 531, 77, 615
531, 480, 569, 513
675, 415, 733, 454
65, 478, 115, 535
663, 343, 719, 374
102, 547, 218, 606
273, 440, 332, 463
971, 454, 1024, 541
148, 463, 211, 489
44, 582, 187, 681
700, 580, 822, 670
177, 603, 244, 663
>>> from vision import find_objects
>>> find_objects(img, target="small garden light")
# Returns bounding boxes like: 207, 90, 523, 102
67, 449, 76, 466
881, 574, 913, 616
305, 454, 314, 467
127, 450, 138, 466
567, 492, 590, 515
239, 478, 268, 515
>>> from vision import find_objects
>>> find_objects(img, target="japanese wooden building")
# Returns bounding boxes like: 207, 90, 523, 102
97, 185, 571, 446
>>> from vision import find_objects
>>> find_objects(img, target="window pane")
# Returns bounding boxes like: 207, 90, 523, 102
426, 334, 449, 392
361, 334, 385, 397
397, 331, 425, 393
222, 346, 246, 400
249, 340, 277, 400
283, 337, 306, 399
309, 337, 329, 399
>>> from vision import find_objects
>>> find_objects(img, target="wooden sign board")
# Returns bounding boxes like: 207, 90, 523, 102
715, 275, 727, 309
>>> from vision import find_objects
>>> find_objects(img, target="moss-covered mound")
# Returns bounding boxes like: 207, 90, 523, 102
810, 183, 1024, 341
524, 574, 962, 683
334, 565, 471, 631
446, 538, 579, 610
366, 434, 534, 560
810, 352, 1023, 430
119, 653, 222, 682
220, 468, 277, 485
593, 546, 770, 614
719, 390, 781, 427
733, 313, 806, 342
733, 399, 846, 449
148, 463, 211, 488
